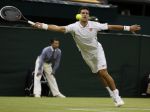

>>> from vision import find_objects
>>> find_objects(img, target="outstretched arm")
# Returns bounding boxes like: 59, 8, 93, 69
33, 22, 66, 33
108, 24, 141, 32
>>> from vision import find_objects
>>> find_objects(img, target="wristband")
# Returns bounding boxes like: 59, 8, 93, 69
42, 23, 48, 30
124, 26, 130, 31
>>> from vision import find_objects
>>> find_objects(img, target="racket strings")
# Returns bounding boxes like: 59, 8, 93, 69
0, 6, 35, 25
1, 6, 21, 21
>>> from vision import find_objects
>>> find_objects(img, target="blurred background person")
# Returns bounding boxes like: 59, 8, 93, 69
33, 39, 65, 98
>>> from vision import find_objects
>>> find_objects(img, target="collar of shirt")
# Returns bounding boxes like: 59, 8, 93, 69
78, 21, 90, 28
50, 46, 58, 52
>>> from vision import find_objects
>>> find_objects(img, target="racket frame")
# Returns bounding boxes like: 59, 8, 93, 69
0, 6, 35, 25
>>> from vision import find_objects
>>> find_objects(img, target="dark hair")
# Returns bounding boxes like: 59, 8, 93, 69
50, 38, 59, 44
78, 6, 90, 14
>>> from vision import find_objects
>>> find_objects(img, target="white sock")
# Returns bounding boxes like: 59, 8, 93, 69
106, 87, 113, 96
113, 89, 119, 97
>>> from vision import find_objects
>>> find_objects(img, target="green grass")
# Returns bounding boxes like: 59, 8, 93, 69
0, 97, 150, 112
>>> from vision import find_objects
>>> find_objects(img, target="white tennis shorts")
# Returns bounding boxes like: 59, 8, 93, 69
81, 43, 107, 73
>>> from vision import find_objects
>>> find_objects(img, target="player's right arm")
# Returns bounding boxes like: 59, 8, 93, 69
48, 25, 66, 33
33, 22, 66, 33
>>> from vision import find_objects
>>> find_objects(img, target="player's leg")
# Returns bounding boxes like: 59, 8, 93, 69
33, 57, 43, 97
96, 44, 116, 96
98, 74, 114, 97
98, 69, 124, 107
98, 69, 116, 100
43, 63, 65, 98
98, 69, 116, 90
97, 43, 124, 106
81, 50, 114, 97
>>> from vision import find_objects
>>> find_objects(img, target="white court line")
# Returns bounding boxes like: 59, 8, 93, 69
67, 107, 150, 111
68, 108, 117, 112
124, 107, 150, 111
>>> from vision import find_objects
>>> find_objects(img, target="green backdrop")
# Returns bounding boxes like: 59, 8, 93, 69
0, 26, 150, 97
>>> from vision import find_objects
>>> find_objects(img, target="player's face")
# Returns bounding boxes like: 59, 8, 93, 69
51, 40, 59, 49
80, 9, 89, 22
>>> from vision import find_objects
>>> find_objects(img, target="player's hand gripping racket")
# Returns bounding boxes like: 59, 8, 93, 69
0, 6, 35, 25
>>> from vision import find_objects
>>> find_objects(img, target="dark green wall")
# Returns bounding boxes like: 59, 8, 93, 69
0, 26, 150, 97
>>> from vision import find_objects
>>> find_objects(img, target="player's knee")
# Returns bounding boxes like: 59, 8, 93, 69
98, 69, 108, 77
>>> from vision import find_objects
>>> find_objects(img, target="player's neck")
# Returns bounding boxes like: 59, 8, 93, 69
80, 21, 88, 27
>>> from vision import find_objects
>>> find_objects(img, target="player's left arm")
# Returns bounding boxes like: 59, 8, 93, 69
108, 24, 141, 32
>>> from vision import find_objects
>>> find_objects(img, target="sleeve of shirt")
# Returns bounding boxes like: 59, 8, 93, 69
38, 48, 47, 72
52, 50, 61, 74
96, 22, 108, 31
65, 23, 75, 33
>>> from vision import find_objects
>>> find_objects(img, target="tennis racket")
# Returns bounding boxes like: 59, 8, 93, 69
0, 6, 35, 25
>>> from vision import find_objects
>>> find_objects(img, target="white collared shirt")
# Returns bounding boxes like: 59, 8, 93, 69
65, 21, 108, 54
38, 46, 61, 74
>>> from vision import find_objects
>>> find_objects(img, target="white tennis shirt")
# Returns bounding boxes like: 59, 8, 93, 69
65, 21, 108, 73
65, 21, 108, 54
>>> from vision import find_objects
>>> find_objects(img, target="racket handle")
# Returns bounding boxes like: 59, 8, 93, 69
28, 20, 35, 25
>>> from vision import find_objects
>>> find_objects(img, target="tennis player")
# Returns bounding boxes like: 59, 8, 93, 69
34, 39, 65, 98
33, 7, 141, 106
